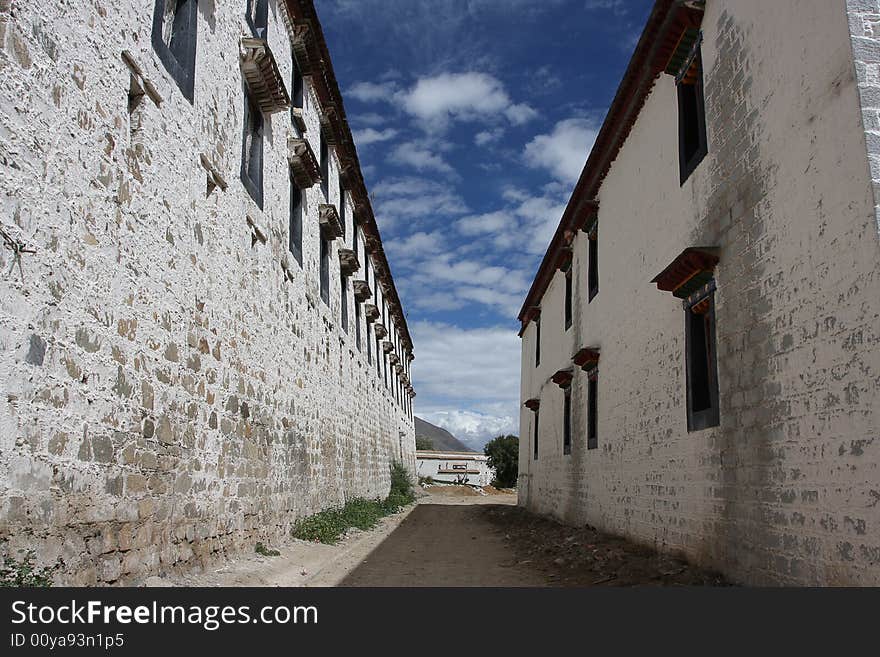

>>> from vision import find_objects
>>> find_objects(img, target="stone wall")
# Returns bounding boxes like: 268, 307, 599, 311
848, 0, 880, 235
0, 0, 415, 585
519, 0, 880, 585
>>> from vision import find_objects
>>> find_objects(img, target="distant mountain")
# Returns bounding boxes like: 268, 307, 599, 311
414, 416, 473, 453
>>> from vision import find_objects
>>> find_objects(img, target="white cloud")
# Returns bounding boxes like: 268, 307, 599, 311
410, 321, 521, 448
417, 410, 518, 450
351, 112, 388, 127
455, 211, 509, 236
474, 128, 504, 146
372, 176, 468, 223
401, 72, 537, 131
347, 81, 399, 103
523, 117, 599, 184
388, 141, 456, 175
352, 127, 399, 146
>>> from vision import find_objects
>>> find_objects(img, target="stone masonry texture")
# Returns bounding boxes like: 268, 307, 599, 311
518, 0, 880, 586
0, 1, 415, 585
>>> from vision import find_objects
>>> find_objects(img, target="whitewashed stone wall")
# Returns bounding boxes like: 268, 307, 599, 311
0, 0, 415, 585
848, 0, 880, 235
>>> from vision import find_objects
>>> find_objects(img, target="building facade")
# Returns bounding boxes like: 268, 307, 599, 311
518, 0, 880, 585
0, 0, 416, 585
416, 451, 494, 487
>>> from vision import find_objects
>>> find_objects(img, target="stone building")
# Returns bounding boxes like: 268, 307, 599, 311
517, 0, 880, 585
0, 0, 416, 585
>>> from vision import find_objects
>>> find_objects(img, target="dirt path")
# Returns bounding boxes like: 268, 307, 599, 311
340, 495, 545, 587
144, 486, 728, 587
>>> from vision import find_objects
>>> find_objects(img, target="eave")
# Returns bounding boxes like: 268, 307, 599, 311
240, 37, 291, 115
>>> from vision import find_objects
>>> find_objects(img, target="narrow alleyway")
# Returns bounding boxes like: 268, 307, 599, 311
149, 487, 729, 587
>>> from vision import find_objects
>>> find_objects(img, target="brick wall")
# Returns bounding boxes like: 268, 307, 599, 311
0, 0, 415, 585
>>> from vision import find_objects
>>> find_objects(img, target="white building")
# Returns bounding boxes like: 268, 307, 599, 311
0, 0, 416, 584
417, 451, 495, 487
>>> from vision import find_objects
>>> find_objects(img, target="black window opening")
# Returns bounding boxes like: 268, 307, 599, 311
289, 183, 303, 266
588, 231, 598, 302
587, 374, 598, 450
535, 318, 541, 367
564, 266, 573, 330
245, 0, 268, 37
241, 93, 264, 209
677, 50, 708, 184
685, 288, 720, 431
319, 239, 330, 306
292, 58, 304, 109
339, 180, 347, 240
562, 386, 572, 456
376, 335, 381, 376
533, 410, 539, 460
320, 132, 329, 201
366, 315, 371, 363
340, 273, 349, 334
355, 297, 362, 351
152, 0, 198, 103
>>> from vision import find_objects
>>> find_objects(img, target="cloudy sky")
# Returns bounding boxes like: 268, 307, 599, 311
317, 0, 653, 448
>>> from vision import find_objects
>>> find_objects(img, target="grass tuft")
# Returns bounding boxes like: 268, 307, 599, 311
292, 462, 415, 544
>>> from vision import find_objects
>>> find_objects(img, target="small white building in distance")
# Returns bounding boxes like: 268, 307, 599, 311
416, 451, 494, 487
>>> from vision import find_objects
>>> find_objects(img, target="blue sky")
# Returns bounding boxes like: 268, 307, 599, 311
317, 0, 654, 447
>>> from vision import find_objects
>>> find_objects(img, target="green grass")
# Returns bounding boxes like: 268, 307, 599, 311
292, 462, 415, 544
1, 550, 54, 587
255, 542, 281, 557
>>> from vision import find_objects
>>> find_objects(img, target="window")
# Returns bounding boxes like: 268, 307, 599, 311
292, 57, 304, 110
564, 265, 573, 330
563, 385, 572, 455
289, 183, 303, 265
241, 94, 263, 208
588, 229, 598, 302
151, 0, 198, 102
685, 288, 719, 431
366, 314, 371, 363
535, 318, 541, 367
677, 49, 708, 184
355, 295, 362, 351
340, 273, 348, 333
587, 374, 598, 450
245, 0, 268, 37
376, 335, 381, 376
339, 180, 346, 240
533, 410, 539, 460
320, 131, 329, 201
319, 239, 330, 305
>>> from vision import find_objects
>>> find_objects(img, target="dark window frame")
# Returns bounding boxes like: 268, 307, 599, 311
319, 238, 330, 306
245, 0, 269, 37
562, 385, 572, 456
151, 0, 198, 103
533, 409, 539, 460
339, 179, 346, 239
340, 273, 349, 334
355, 295, 362, 351
535, 318, 541, 367
685, 286, 720, 432
564, 265, 573, 330
588, 230, 598, 302
241, 92, 264, 209
587, 372, 598, 450
289, 182, 303, 266
677, 49, 709, 185
320, 131, 330, 201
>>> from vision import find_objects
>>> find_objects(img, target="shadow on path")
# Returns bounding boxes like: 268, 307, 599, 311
339, 504, 547, 587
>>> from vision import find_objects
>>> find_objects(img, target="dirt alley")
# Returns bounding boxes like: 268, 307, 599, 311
341, 486, 729, 587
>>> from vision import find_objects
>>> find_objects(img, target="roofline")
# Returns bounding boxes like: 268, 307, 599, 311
516, 0, 704, 330
283, 1, 414, 355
